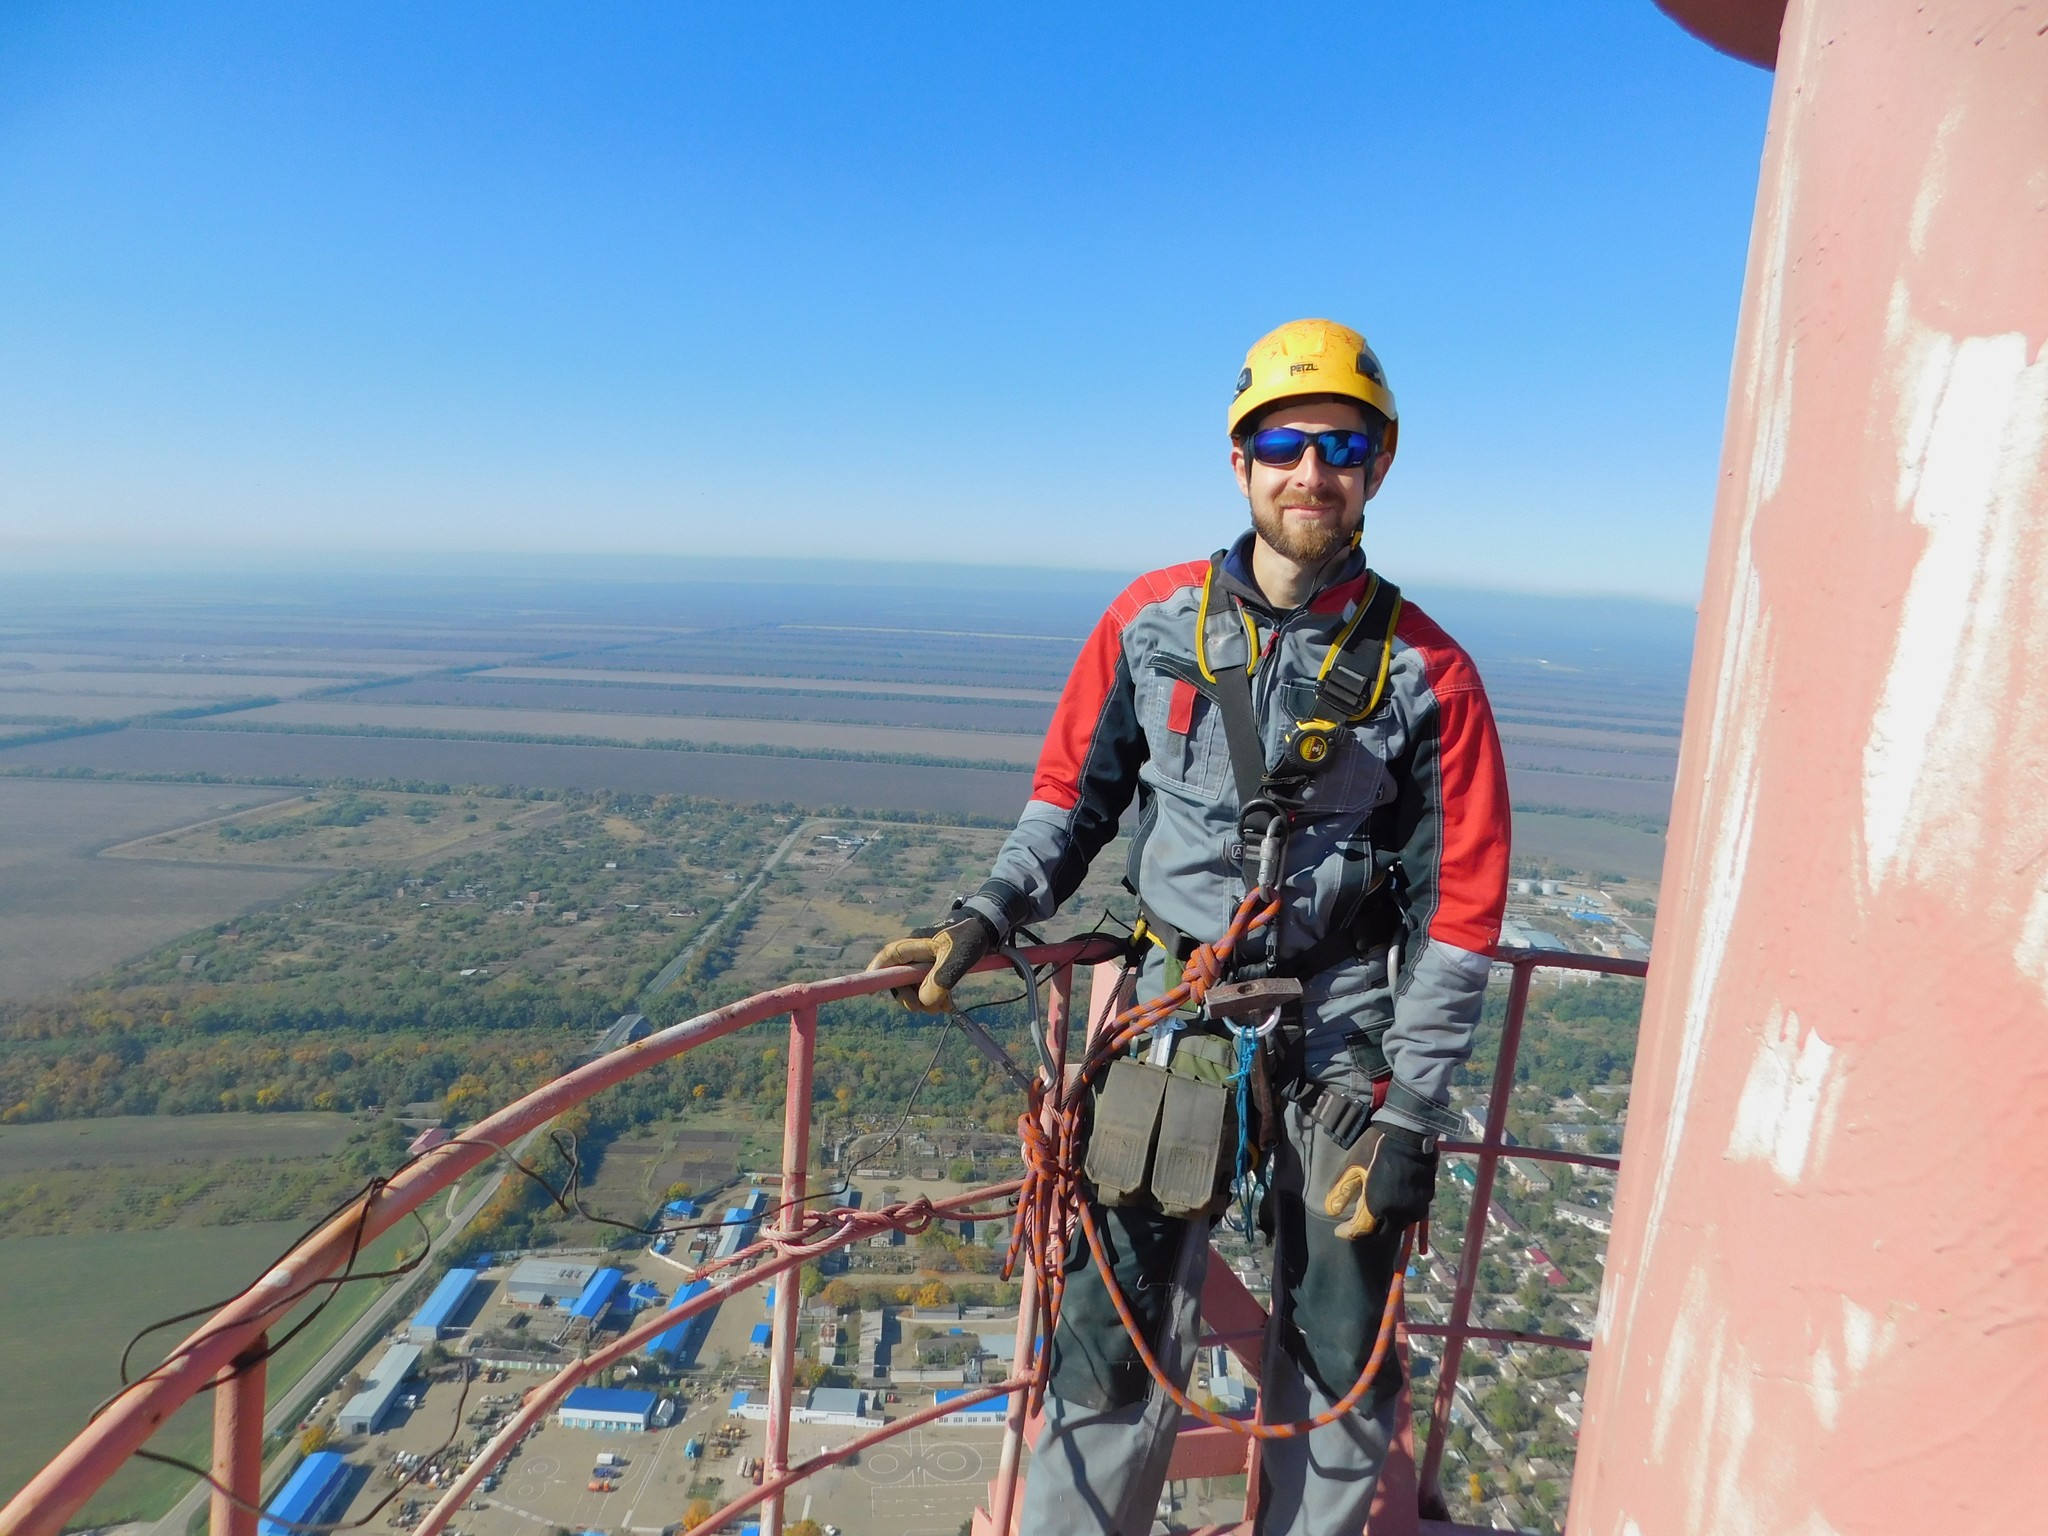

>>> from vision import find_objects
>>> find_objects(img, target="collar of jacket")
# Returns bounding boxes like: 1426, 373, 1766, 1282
1213, 528, 1371, 619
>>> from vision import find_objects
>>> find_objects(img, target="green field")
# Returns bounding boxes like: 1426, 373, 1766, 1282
1510, 810, 1666, 883
1, 1219, 414, 1526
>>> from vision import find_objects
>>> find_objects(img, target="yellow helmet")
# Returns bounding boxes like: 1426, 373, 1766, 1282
1227, 318, 1398, 455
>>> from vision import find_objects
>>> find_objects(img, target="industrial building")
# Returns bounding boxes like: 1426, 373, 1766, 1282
644, 1278, 714, 1365
337, 1343, 422, 1435
557, 1385, 656, 1432
407, 1267, 479, 1345
259, 1451, 352, 1536
503, 1258, 596, 1307
935, 1390, 1009, 1427
567, 1267, 624, 1324
727, 1388, 880, 1428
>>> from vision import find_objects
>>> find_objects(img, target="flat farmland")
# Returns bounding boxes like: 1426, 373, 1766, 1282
363, 674, 1057, 732
1509, 811, 1666, 882
0, 778, 318, 999
549, 623, 1084, 689
0, 728, 1038, 817
0, 1221, 308, 1520
0, 1217, 417, 1525
103, 784, 562, 869
1501, 768, 1672, 818
1499, 741, 1677, 781
234, 699, 1046, 764
483, 666, 1060, 703
0, 1110, 354, 1173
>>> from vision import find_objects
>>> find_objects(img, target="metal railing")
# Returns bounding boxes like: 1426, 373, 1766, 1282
1, 939, 1643, 1536
1413, 947, 1647, 1512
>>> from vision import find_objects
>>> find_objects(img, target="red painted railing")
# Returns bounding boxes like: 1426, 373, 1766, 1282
1, 939, 1642, 1536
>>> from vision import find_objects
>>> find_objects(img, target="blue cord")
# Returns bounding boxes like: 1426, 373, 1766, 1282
1228, 1025, 1262, 1237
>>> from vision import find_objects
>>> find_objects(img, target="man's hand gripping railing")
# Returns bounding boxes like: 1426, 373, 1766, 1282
1004, 887, 1414, 1439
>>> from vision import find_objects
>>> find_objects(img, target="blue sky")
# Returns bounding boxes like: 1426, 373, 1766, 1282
0, 3, 1771, 601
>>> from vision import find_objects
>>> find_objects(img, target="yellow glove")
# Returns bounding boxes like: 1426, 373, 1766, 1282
866, 912, 996, 1013
1322, 1124, 1439, 1240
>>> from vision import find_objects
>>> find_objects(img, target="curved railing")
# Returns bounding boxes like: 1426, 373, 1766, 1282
3, 938, 1645, 1536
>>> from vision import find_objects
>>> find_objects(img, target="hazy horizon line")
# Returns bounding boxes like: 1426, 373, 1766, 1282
0, 545, 1702, 610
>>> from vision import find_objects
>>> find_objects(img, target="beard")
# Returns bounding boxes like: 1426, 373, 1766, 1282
1251, 497, 1358, 566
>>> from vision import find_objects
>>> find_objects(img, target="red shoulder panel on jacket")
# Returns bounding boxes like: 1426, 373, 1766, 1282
1032, 560, 1207, 810
1397, 600, 1510, 953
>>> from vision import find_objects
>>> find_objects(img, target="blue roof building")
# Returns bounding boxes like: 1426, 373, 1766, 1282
748, 1322, 773, 1350
261, 1451, 352, 1536
407, 1267, 479, 1345
558, 1385, 657, 1431
645, 1279, 715, 1364
627, 1280, 664, 1309
663, 1197, 698, 1219
935, 1389, 1011, 1425
568, 1267, 625, 1323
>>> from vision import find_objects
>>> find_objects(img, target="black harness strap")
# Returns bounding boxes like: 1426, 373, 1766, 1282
1314, 573, 1403, 723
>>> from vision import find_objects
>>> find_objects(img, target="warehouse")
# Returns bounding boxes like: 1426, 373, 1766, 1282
557, 1385, 656, 1432
407, 1267, 479, 1345
935, 1389, 1010, 1427
568, 1267, 625, 1323
338, 1343, 422, 1435
260, 1451, 353, 1536
504, 1258, 596, 1307
644, 1279, 713, 1365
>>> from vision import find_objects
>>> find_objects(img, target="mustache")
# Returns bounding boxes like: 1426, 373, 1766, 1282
1278, 497, 1344, 512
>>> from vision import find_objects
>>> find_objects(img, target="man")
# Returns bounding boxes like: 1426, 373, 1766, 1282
871, 318, 1509, 1534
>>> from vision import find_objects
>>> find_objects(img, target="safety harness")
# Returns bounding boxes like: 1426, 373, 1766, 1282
1105, 556, 1411, 1235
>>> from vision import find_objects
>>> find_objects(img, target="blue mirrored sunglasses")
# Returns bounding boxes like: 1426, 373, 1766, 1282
1247, 427, 1379, 469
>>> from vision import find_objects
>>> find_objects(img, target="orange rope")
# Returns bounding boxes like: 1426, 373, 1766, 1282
1005, 889, 1411, 1437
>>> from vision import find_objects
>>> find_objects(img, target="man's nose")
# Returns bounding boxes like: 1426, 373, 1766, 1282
1292, 445, 1337, 490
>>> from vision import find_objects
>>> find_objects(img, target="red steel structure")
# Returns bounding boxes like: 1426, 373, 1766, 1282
1571, 4, 2048, 1534
1, 941, 1639, 1536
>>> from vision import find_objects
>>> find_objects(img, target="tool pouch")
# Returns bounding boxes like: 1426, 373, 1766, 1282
1083, 1058, 1168, 1206
1082, 1033, 1240, 1220
1151, 1072, 1232, 1218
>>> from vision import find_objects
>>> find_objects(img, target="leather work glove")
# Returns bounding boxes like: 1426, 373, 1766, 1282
1322, 1123, 1439, 1240
866, 911, 998, 1013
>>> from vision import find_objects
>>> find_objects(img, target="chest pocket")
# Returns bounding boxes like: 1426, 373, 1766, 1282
1140, 657, 1233, 797
1278, 675, 1396, 820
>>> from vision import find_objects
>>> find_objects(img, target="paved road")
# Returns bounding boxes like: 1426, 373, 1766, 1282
151, 1144, 524, 1536
638, 817, 815, 1005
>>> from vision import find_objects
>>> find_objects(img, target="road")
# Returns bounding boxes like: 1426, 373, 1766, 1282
638, 817, 815, 1005
150, 1141, 525, 1536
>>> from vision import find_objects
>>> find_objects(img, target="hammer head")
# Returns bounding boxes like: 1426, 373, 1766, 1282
1203, 976, 1303, 1022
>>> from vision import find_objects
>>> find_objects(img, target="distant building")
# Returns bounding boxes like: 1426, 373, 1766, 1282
1506, 1158, 1552, 1194
260, 1451, 353, 1536
567, 1268, 626, 1330
337, 1344, 422, 1435
504, 1258, 596, 1307
644, 1279, 715, 1365
802, 1387, 879, 1426
935, 1389, 1009, 1426
748, 1322, 773, 1354
558, 1385, 656, 1432
406, 1126, 452, 1158
407, 1268, 479, 1345
857, 1308, 890, 1379
1556, 1201, 1614, 1235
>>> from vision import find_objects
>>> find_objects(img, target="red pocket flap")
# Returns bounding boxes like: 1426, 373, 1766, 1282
1167, 677, 1197, 737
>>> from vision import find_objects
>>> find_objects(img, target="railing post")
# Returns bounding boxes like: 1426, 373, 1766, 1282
209, 1334, 266, 1536
763, 1005, 818, 1536
989, 963, 1074, 1535
1419, 957, 1534, 1503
